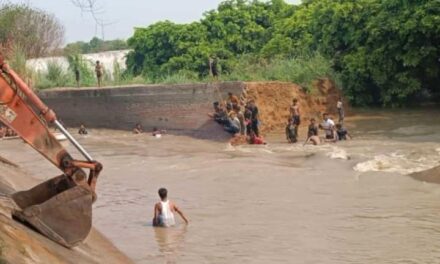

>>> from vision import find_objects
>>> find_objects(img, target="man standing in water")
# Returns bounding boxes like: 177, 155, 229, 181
153, 188, 189, 227
286, 118, 297, 143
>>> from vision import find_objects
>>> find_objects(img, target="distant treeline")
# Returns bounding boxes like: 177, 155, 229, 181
126, 0, 440, 106
64, 37, 129, 55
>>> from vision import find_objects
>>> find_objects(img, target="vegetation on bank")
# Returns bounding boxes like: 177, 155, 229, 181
0, 4, 64, 58
63, 37, 129, 55
25, 52, 338, 91
2, 0, 439, 106
126, 0, 439, 106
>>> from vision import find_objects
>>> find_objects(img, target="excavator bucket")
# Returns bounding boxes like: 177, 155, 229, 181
11, 175, 93, 248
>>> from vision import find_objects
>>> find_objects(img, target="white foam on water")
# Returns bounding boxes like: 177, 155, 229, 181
326, 146, 349, 160
354, 149, 440, 174
223, 143, 236, 152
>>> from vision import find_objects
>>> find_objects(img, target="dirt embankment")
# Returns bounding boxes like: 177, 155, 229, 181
410, 166, 440, 184
0, 158, 132, 264
243, 79, 345, 134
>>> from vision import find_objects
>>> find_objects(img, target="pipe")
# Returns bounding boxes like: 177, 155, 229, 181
54, 120, 93, 162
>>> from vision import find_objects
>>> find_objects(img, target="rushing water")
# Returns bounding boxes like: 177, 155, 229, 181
1, 109, 440, 263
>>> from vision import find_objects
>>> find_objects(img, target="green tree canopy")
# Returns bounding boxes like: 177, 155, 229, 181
126, 0, 440, 106
64, 37, 129, 55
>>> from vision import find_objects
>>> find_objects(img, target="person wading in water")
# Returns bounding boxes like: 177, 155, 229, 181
153, 188, 189, 227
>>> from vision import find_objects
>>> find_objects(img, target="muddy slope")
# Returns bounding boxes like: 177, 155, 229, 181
244, 79, 344, 133
0, 159, 132, 264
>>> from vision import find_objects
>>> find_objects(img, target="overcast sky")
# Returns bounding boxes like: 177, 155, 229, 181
7, 0, 301, 44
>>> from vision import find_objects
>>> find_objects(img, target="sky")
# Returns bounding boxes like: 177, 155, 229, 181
8, 0, 301, 44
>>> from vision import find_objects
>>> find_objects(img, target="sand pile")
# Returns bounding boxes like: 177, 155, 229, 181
0, 157, 132, 264
243, 79, 344, 134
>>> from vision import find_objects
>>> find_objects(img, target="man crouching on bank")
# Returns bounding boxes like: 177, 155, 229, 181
153, 188, 189, 227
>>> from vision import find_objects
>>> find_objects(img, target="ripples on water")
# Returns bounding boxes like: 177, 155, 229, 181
2, 110, 440, 263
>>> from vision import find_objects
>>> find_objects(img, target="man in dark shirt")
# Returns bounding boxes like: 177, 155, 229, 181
285, 118, 297, 143
209, 56, 219, 80
244, 104, 252, 136
308, 118, 319, 137
336, 123, 351, 140
249, 100, 260, 137
304, 118, 320, 145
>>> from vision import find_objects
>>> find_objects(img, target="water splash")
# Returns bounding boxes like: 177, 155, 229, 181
354, 149, 440, 174
326, 146, 350, 160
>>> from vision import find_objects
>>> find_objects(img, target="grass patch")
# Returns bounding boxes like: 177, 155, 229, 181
17, 52, 341, 90
220, 53, 342, 92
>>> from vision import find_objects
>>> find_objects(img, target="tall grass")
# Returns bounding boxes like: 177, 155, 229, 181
158, 70, 200, 84
67, 54, 95, 86
222, 53, 342, 91
31, 52, 341, 90
34, 61, 71, 89
7, 45, 37, 86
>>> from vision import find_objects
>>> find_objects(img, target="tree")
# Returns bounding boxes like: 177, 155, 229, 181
125, 0, 440, 106
0, 4, 64, 58
64, 37, 129, 55
126, 0, 293, 79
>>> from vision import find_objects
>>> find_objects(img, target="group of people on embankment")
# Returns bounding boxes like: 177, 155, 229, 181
209, 92, 266, 145
209, 92, 351, 146
287, 97, 351, 146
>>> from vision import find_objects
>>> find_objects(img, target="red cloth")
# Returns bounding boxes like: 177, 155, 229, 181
251, 136, 265, 145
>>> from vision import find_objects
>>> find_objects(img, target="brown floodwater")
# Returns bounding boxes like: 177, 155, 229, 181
1, 109, 440, 263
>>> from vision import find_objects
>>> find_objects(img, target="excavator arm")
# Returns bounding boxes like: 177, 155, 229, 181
0, 55, 102, 248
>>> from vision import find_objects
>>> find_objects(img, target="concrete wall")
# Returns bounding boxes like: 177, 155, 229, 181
38, 82, 245, 139
27, 50, 130, 79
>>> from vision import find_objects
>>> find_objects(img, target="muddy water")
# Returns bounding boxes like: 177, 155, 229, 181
1, 109, 440, 263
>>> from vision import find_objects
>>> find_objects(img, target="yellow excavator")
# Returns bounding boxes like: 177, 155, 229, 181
0, 54, 102, 248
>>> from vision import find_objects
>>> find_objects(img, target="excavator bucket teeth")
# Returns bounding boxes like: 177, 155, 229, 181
11, 175, 93, 248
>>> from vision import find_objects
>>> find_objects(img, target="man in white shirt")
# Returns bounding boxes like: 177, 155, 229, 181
319, 113, 336, 141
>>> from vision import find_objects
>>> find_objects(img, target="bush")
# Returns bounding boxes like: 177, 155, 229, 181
67, 54, 95, 86
222, 53, 341, 91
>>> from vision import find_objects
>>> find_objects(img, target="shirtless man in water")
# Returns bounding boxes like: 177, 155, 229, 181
133, 123, 143, 134
304, 118, 321, 145
153, 188, 189, 227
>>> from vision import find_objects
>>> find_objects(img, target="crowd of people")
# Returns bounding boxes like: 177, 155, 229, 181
290, 97, 352, 146
133, 122, 167, 138
209, 92, 266, 145
209, 93, 351, 146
